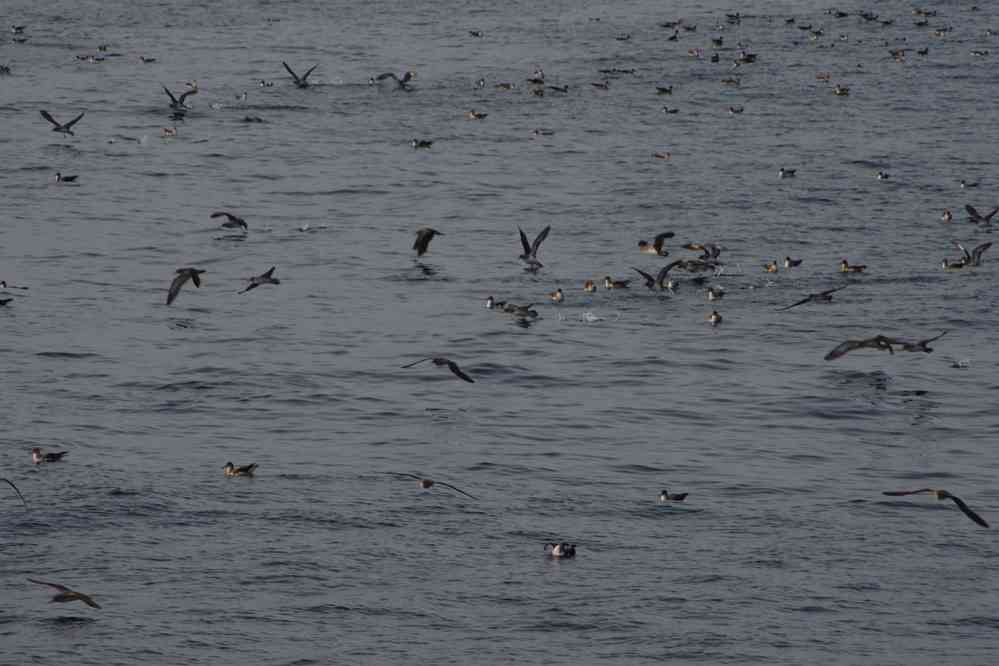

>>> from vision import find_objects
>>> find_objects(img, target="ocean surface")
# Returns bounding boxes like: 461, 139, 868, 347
2, 0, 998, 663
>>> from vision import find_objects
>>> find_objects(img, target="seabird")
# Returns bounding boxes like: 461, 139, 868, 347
549, 288, 564, 303
2, 478, 26, 507
942, 210, 953, 223
28, 579, 101, 609
393, 473, 477, 499
166, 267, 205, 305
39, 110, 85, 136
223, 462, 258, 477
656, 86, 673, 95
163, 84, 197, 111
708, 310, 722, 326
0, 298, 12, 307
637, 231, 674, 256
885, 331, 947, 353
839, 259, 866, 273
604, 276, 630, 289
953, 240, 992, 266
210, 211, 247, 230
583, 280, 596, 293
401, 357, 475, 383
882, 489, 988, 527
784, 256, 803, 269
411, 139, 433, 149
55, 172, 78, 183
545, 543, 576, 558
413, 227, 442, 257
965, 205, 998, 224
466, 110, 488, 120
876, 171, 890, 180
706, 286, 724, 301
777, 285, 848, 311
32, 448, 68, 464
833, 84, 850, 96
658, 489, 688, 503
240, 266, 280, 293
372, 71, 415, 90
823, 335, 895, 361
0, 280, 27, 290
778, 167, 796, 178
683, 243, 723, 260
631, 267, 658, 290
518, 225, 550, 268
764, 261, 779, 273
283, 61, 318, 88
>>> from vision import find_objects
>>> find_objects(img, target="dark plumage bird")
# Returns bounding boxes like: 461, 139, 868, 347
55, 172, 77, 183
166, 268, 205, 305
413, 227, 442, 256
545, 543, 576, 558
777, 285, 848, 311
953, 240, 992, 266
824, 335, 896, 361
631, 267, 659, 290
518, 225, 551, 269
283, 61, 318, 88
638, 231, 674, 256
658, 488, 688, 503
162, 85, 197, 111
28, 579, 101, 608
393, 473, 477, 499
2, 477, 26, 507
240, 266, 279, 293
401, 357, 474, 383
965, 204, 998, 224
882, 489, 989, 528
210, 211, 247, 230
223, 462, 258, 477
885, 331, 947, 353
39, 110, 85, 136
372, 71, 415, 90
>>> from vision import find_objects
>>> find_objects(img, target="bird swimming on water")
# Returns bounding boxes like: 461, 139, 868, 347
882, 488, 988, 527
413, 227, 442, 256
658, 488, 688, 503
401, 357, 474, 383
283, 61, 318, 88
28, 579, 101, 609
211, 211, 247, 230
839, 258, 866, 273
411, 139, 433, 149
167, 267, 205, 305
32, 448, 68, 464
55, 172, 78, 183
39, 110, 85, 136
240, 266, 280, 293
223, 462, 258, 477
392, 473, 477, 499
545, 543, 576, 558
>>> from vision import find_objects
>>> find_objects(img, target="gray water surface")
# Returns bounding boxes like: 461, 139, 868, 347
2, 1, 998, 664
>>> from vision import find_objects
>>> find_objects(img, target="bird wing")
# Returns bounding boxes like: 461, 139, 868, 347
1, 478, 27, 507
166, 271, 191, 305
64, 112, 85, 129
654, 265, 672, 286
162, 86, 179, 104
39, 110, 60, 127
77, 592, 101, 609
446, 361, 475, 383
261, 266, 276, 279
661, 259, 683, 275
881, 489, 935, 496
211, 211, 236, 222
282, 62, 300, 81
973, 242, 992, 264
436, 481, 478, 500
653, 232, 674, 253
28, 578, 71, 592
518, 227, 531, 256
944, 493, 989, 528
631, 267, 655, 287
531, 225, 551, 256
375, 72, 398, 81
965, 204, 983, 220
302, 64, 318, 81
985, 208, 999, 222
954, 240, 971, 261
392, 472, 423, 481
824, 339, 865, 361
777, 295, 812, 311
920, 330, 948, 345
178, 88, 198, 104
401, 357, 432, 369
190, 270, 202, 288
818, 285, 849, 297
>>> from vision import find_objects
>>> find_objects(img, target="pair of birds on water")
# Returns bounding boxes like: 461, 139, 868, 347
166, 266, 279, 305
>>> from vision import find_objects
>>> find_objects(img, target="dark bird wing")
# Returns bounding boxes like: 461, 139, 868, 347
652, 231, 674, 253
818, 285, 849, 297
375, 72, 398, 82
301, 64, 318, 81
28, 578, 71, 592
920, 330, 948, 345
211, 211, 237, 222
77, 593, 101, 609
1, 478, 27, 507
518, 227, 532, 257
436, 481, 478, 500
661, 259, 683, 275
63, 112, 85, 130
190, 270, 202, 288
401, 357, 432, 369
446, 360, 475, 383
531, 225, 551, 256
631, 267, 656, 288
985, 208, 999, 222
943, 492, 989, 528
777, 295, 813, 311
882, 489, 934, 496
972, 242, 992, 264
162, 86, 178, 104
965, 204, 983, 220
261, 266, 276, 279
282, 61, 300, 81
670, 493, 688, 502
413, 229, 437, 256
391, 472, 424, 481
166, 271, 191, 305
824, 339, 866, 361
178, 88, 198, 104
954, 240, 971, 262
39, 110, 60, 127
